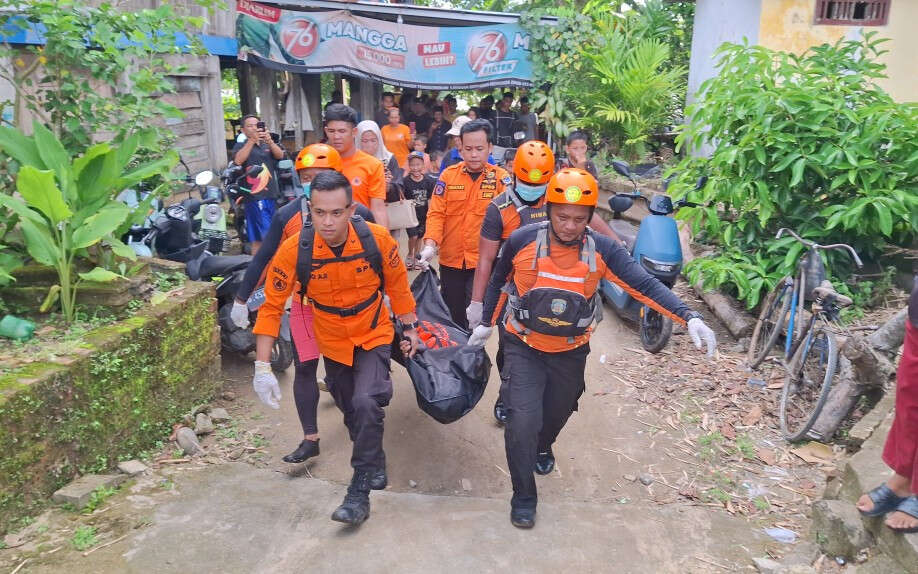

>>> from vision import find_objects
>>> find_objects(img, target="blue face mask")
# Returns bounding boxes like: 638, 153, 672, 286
301, 181, 311, 198
515, 180, 547, 202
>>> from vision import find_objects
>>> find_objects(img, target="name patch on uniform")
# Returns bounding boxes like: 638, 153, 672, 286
447, 184, 466, 191
480, 191, 494, 199
480, 183, 497, 191
434, 180, 445, 196
387, 245, 401, 268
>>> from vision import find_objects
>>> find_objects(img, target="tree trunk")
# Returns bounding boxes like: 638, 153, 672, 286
810, 310, 906, 440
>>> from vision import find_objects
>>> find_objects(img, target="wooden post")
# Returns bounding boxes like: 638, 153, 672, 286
237, 61, 256, 117
300, 73, 323, 145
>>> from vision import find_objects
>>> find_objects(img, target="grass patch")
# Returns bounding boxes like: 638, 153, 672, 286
82, 485, 118, 514
735, 434, 756, 460
70, 525, 97, 551
753, 497, 770, 512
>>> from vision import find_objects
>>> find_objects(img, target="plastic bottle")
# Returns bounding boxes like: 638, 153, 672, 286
0, 315, 36, 341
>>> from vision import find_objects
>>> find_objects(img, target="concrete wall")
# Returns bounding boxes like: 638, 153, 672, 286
756, 0, 917, 103
686, 0, 763, 107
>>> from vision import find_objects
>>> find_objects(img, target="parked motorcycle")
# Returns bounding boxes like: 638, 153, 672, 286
599, 160, 707, 353
129, 169, 293, 372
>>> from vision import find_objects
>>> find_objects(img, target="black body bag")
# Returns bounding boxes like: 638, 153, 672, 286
392, 269, 491, 424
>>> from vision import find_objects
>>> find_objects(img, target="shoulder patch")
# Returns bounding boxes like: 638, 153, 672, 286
433, 180, 446, 196
501, 175, 512, 186
386, 244, 401, 268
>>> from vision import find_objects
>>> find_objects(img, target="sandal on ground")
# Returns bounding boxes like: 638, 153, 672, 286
859, 483, 909, 517
887, 496, 918, 534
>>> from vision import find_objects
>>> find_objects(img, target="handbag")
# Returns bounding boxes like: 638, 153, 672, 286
385, 189, 419, 230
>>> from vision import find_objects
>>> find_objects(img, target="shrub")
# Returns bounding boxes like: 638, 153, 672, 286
671, 33, 918, 308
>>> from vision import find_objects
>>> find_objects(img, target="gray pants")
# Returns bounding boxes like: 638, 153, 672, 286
325, 345, 393, 472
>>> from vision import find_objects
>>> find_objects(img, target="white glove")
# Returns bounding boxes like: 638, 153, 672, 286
466, 301, 483, 330
687, 317, 717, 358
230, 300, 250, 329
253, 360, 281, 409
417, 245, 437, 271
467, 324, 494, 347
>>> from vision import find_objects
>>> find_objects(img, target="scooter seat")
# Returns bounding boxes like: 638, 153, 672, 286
608, 219, 638, 252
198, 254, 252, 279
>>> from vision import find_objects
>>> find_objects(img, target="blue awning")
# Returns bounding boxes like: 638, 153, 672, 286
0, 19, 237, 57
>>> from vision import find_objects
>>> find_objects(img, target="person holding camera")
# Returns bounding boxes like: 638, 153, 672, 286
232, 114, 285, 255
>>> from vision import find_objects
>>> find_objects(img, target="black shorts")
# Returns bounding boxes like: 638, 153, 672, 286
406, 223, 426, 238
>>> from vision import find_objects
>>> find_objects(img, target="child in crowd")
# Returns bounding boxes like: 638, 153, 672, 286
411, 134, 433, 173
428, 150, 445, 176
403, 151, 436, 270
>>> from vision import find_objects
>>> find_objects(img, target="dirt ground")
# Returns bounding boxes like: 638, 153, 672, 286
3, 274, 896, 573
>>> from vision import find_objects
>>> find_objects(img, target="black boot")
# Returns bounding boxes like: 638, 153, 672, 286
282, 439, 320, 463
331, 470, 371, 525
535, 448, 555, 475
369, 466, 387, 490
493, 398, 508, 425
510, 506, 536, 529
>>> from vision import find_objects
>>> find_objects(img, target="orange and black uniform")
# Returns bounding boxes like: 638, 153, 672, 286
341, 150, 386, 210
235, 197, 373, 437
254, 219, 416, 472
424, 161, 510, 328
481, 223, 700, 510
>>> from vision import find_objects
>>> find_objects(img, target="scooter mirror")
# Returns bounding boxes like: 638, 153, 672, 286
611, 160, 632, 178
609, 194, 635, 214
195, 170, 215, 187
695, 175, 708, 190
277, 159, 294, 170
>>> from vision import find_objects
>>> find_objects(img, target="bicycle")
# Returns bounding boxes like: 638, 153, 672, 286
746, 228, 863, 441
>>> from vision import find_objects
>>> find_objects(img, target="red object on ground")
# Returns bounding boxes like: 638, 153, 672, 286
883, 318, 918, 492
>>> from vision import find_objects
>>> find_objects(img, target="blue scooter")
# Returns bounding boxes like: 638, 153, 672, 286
599, 160, 706, 353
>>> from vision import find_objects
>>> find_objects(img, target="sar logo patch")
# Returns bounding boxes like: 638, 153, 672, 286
301, 153, 315, 167
550, 298, 567, 316
387, 245, 401, 268
529, 168, 542, 182
434, 180, 446, 195
564, 185, 583, 203
501, 175, 512, 186
273, 277, 287, 292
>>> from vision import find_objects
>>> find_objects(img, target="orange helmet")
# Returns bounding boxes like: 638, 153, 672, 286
545, 168, 598, 207
513, 140, 554, 184
295, 143, 342, 172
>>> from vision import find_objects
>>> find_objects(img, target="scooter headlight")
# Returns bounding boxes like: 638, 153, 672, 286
640, 255, 681, 276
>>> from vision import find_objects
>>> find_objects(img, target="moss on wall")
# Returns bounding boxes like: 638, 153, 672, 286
0, 281, 221, 533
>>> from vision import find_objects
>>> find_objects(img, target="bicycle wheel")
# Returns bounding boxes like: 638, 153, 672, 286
779, 320, 838, 441
747, 277, 793, 369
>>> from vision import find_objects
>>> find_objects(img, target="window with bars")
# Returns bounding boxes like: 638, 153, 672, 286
814, 1, 891, 26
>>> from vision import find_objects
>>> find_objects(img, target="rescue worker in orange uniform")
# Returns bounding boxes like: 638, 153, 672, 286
231, 144, 375, 466
466, 140, 624, 425
468, 168, 718, 529
323, 103, 389, 227
252, 171, 421, 526
418, 119, 511, 329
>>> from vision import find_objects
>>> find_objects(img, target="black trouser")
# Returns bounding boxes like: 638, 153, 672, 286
502, 334, 588, 510
324, 345, 393, 472
439, 264, 475, 330
290, 337, 320, 436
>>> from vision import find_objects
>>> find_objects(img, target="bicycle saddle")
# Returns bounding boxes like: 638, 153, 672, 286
813, 280, 853, 307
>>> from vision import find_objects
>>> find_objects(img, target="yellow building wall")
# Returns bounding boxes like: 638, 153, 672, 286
757, 0, 916, 102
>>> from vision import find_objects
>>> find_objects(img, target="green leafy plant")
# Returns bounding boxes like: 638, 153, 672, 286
70, 525, 97, 551
82, 485, 118, 514
672, 33, 918, 308
0, 121, 177, 322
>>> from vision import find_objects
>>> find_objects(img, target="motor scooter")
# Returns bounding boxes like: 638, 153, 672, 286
599, 160, 706, 353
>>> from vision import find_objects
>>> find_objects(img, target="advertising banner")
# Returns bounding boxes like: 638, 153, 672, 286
236, 1, 533, 89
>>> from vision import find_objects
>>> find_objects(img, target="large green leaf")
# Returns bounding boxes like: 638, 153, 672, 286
0, 192, 46, 226
115, 152, 177, 190
73, 143, 112, 180
18, 218, 60, 266
71, 204, 131, 248
15, 166, 73, 224
32, 121, 72, 193
0, 126, 45, 169
107, 235, 138, 260
78, 267, 121, 283
75, 150, 121, 214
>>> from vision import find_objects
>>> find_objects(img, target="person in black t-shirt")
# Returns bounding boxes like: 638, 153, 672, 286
403, 151, 436, 269
231, 114, 284, 254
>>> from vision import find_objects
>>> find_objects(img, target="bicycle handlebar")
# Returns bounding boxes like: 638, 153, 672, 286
775, 228, 864, 268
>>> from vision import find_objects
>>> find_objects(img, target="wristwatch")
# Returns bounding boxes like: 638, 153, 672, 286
401, 320, 420, 331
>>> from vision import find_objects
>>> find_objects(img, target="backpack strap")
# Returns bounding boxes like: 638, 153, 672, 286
296, 220, 316, 299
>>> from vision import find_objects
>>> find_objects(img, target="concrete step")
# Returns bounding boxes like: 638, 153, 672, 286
835, 408, 918, 572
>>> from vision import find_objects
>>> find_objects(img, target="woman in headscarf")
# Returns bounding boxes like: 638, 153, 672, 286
357, 120, 404, 240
